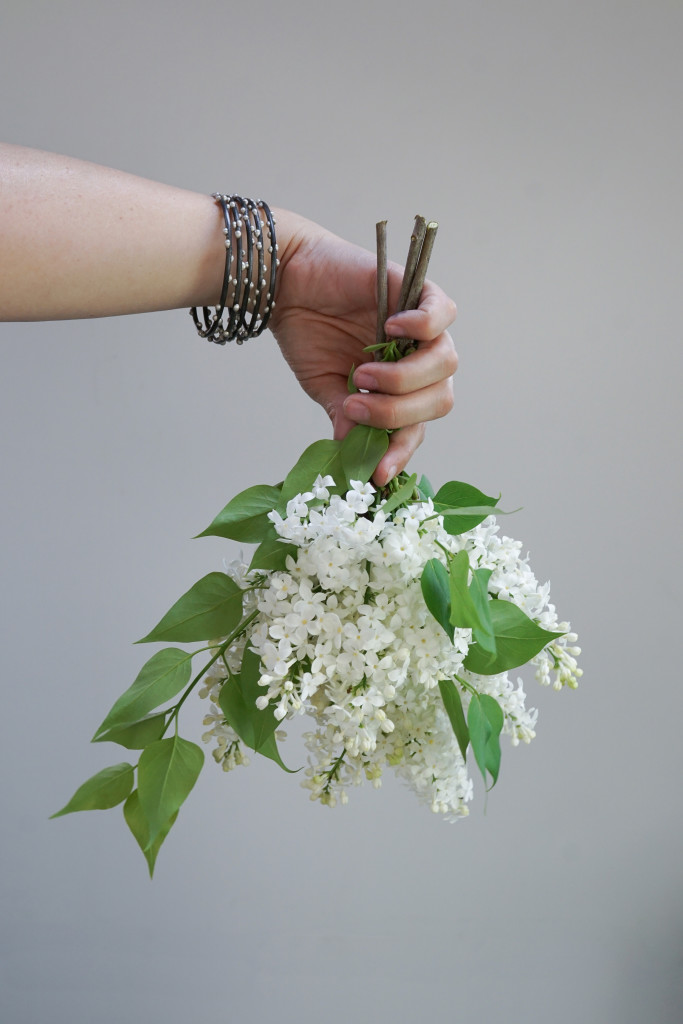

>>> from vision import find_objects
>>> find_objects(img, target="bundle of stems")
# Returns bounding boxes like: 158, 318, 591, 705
374, 215, 438, 359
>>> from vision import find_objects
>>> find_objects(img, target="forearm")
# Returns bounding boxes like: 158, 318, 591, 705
0, 144, 300, 322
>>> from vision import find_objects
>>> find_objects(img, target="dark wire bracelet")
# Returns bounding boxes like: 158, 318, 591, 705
242, 198, 266, 339
190, 193, 233, 343
231, 196, 254, 343
226, 196, 244, 340
190, 193, 277, 346
255, 199, 277, 337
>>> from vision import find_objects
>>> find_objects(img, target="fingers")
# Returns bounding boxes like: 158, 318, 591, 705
319, 380, 430, 487
344, 375, 454, 432
353, 331, 458, 397
372, 423, 427, 487
345, 326, 457, 431
385, 276, 457, 339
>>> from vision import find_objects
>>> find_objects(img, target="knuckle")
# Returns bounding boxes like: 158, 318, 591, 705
386, 403, 402, 431
436, 381, 455, 418
440, 334, 459, 376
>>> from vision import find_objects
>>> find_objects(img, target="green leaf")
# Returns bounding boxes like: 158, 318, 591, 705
469, 568, 496, 657
467, 694, 490, 783
464, 600, 564, 676
418, 474, 435, 500
196, 484, 281, 543
51, 763, 134, 818
123, 789, 177, 878
421, 559, 454, 641
381, 473, 418, 516
137, 572, 243, 643
438, 680, 469, 761
248, 535, 298, 573
340, 425, 389, 486
93, 648, 192, 737
434, 481, 498, 534
93, 713, 167, 750
252, 730, 297, 773
449, 550, 486, 632
280, 439, 344, 506
347, 363, 359, 394
467, 693, 504, 789
137, 736, 204, 846
219, 648, 297, 772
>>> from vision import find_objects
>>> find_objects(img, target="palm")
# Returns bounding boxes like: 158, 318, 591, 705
270, 230, 383, 431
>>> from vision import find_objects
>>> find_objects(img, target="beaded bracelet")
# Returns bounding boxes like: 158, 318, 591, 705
190, 194, 278, 345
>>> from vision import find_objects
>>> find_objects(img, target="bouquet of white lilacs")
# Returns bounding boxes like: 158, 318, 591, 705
199, 467, 580, 819
52, 219, 580, 875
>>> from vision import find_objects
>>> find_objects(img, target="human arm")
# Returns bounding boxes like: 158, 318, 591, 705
0, 144, 457, 483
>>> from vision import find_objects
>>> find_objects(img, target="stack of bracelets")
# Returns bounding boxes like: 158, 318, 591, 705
190, 193, 278, 345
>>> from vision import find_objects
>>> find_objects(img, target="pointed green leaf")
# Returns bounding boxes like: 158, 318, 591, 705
434, 480, 498, 510
347, 364, 359, 394
219, 648, 296, 771
469, 568, 496, 656
137, 736, 204, 846
449, 550, 487, 633
340, 425, 389, 486
93, 648, 192, 737
434, 481, 499, 534
467, 693, 491, 785
93, 713, 167, 750
280, 438, 344, 506
51, 763, 134, 818
381, 473, 418, 516
253, 730, 298, 773
137, 572, 243, 643
438, 680, 469, 761
248, 535, 298, 573
362, 341, 391, 353
481, 694, 504, 787
196, 484, 282, 542
421, 559, 454, 641
464, 600, 564, 676
123, 789, 177, 878
468, 693, 504, 789
418, 474, 435, 500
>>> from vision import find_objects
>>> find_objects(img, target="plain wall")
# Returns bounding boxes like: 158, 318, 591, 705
1, 2, 681, 1022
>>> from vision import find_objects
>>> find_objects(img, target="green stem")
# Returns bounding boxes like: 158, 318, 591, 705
454, 673, 477, 697
161, 608, 260, 737
435, 539, 454, 560
323, 748, 347, 792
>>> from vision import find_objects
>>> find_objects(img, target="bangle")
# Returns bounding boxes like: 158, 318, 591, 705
190, 193, 278, 345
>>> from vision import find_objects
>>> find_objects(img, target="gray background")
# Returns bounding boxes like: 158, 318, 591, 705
1, 1, 681, 1022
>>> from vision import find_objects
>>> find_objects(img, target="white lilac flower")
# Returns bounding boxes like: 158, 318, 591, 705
200, 481, 579, 815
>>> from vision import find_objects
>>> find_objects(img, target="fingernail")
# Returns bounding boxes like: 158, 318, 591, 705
385, 464, 397, 482
344, 397, 370, 423
354, 371, 377, 390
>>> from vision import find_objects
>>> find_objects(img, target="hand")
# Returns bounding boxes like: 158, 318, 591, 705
270, 214, 458, 486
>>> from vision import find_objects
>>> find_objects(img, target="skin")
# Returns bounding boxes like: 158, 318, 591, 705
0, 144, 458, 484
